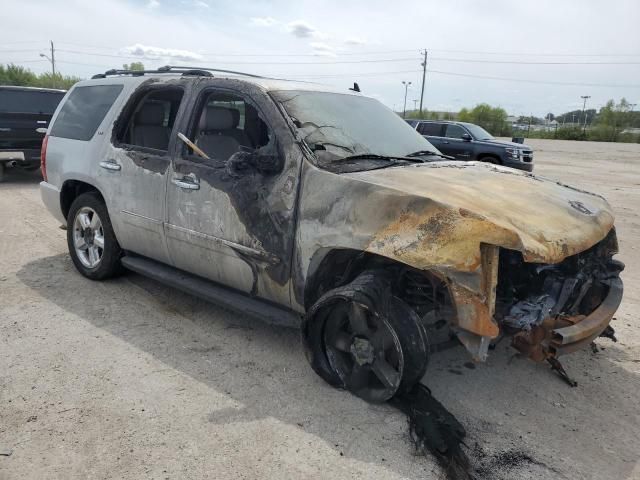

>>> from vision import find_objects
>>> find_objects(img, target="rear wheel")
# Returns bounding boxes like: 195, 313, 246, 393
303, 271, 429, 403
67, 192, 123, 280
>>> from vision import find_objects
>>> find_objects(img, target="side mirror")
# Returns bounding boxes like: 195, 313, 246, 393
461, 133, 472, 142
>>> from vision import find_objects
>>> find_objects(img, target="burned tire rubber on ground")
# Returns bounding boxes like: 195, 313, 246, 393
67, 192, 123, 280
302, 270, 429, 403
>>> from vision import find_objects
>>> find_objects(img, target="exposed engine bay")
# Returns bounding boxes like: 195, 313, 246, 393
381, 229, 624, 376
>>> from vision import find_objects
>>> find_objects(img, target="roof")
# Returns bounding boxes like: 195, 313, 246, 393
83, 66, 362, 96
0, 85, 67, 93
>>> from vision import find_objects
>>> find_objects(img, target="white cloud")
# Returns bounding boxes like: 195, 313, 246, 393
287, 20, 317, 38
250, 16, 278, 27
193, 0, 209, 8
122, 44, 203, 62
309, 42, 336, 57
146, 0, 160, 8
345, 36, 366, 46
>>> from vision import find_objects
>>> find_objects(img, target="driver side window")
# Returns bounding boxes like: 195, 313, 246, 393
186, 91, 271, 162
444, 124, 467, 139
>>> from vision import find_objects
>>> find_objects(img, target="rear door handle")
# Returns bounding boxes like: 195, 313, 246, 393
171, 174, 200, 190
442, 141, 450, 144
99, 160, 121, 171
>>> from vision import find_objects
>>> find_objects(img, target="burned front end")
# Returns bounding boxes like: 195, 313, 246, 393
495, 229, 623, 366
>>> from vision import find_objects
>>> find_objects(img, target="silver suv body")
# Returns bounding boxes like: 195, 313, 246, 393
40, 67, 623, 401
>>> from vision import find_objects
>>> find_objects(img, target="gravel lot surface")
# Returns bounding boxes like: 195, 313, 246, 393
1, 138, 639, 479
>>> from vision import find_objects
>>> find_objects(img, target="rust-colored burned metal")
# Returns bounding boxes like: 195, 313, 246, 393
294, 159, 619, 360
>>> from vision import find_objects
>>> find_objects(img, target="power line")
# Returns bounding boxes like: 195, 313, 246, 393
426, 69, 640, 88
0, 49, 43, 53
427, 48, 640, 57
429, 57, 640, 65
50, 49, 640, 65
287, 69, 420, 78
53, 42, 640, 58
291, 68, 639, 88
54, 50, 420, 64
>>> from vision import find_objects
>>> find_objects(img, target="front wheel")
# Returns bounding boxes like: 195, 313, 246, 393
303, 271, 429, 403
67, 192, 123, 280
0, 162, 5, 182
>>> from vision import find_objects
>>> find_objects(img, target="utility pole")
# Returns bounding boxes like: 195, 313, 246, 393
419, 49, 427, 116
412, 99, 418, 111
402, 81, 412, 118
527, 115, 532, 137
39, 40, 56, 87
580, 95, 591, 135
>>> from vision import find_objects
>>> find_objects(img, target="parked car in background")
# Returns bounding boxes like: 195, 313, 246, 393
0, 85, 66, 181
406, 119, 534, 171
39, 67, 622, 403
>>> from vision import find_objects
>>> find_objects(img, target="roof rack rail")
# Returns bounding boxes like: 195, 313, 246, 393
91, 65, 263, 79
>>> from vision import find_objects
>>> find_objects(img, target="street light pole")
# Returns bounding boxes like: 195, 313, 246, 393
580, 95, 591, 135
402, 81, 411, 118
39, 40, 56, 87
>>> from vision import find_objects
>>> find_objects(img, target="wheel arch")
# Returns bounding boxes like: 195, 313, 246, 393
477, 152, 502, 164
60, 180, 106, 221
304, 247, 454, 315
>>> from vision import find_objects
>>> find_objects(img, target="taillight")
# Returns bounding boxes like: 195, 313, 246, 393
40, 134, 49, 181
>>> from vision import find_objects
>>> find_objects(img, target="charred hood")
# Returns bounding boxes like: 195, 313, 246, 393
346, 161, 614, 270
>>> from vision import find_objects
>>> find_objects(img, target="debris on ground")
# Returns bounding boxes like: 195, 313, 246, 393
392, 383, 473, 480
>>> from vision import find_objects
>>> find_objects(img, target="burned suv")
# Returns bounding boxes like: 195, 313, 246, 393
40, 66, 623, 402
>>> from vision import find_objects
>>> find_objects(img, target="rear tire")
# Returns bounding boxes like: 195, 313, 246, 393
67, 192, 123, 280
303, 271, 429, 403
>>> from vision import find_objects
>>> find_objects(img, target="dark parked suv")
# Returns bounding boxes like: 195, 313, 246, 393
406, 119, 534, 171
0, 85, 66, 181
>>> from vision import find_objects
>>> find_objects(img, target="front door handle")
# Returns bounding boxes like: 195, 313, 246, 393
99, 160, 121, 171
171, 174, 200, 190
442, 141, 450, 144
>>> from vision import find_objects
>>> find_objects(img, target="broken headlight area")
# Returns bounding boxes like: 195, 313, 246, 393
495, 228, 624, 363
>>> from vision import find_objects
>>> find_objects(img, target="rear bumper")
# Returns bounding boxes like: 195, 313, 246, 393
40, 181, 66, 224
549, 277, 623, 356
0, 149, 41, 167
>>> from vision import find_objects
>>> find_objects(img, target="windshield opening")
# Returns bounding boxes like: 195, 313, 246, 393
464, 123, 494, 141
272, 90, 440, 170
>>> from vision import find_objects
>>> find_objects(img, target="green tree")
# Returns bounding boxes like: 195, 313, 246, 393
123, 62, 145, 71
0, 63, 80, 89
591, 98, 633, 142
458, 103, 509, 135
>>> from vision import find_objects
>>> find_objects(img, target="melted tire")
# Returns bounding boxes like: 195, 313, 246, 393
302, 270, 429, 400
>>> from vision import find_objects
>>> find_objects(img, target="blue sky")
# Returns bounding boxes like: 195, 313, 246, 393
1, 0, 639, 116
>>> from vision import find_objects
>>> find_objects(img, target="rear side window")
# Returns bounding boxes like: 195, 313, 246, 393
50, 85, 123, 141
0, 90, 64, 114
115, 87, 184, 152
417, 122, 442, 136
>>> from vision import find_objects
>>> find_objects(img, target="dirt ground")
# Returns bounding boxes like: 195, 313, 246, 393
1, 138, 638, 480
